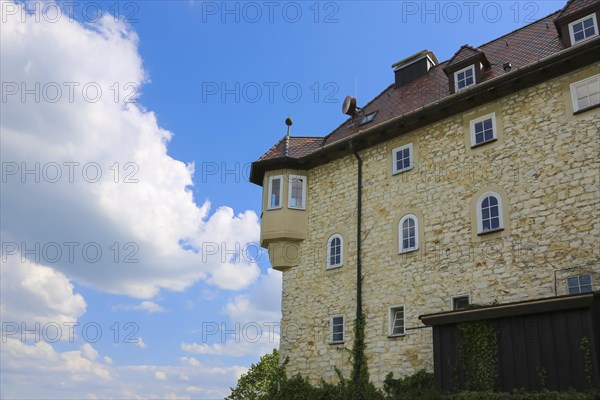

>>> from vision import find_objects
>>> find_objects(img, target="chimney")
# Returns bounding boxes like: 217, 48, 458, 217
392, 50, 438, 87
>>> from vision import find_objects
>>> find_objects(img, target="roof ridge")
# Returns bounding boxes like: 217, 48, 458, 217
556, 0, 579, 19
254, 1, 579, 169
284, 134, 290, 157
257, 135, 287, 161
475, 9, 563, 51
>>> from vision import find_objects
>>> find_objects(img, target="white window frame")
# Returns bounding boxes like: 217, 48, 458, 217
398, 214, 419, 254
288, 175, 307, 210
326, 234, 344, 270
267, 175, 283, 210
451, 294, 471, 310
392, 143, 414, 175
330, 314, 345, 344
454, 65, 476, 92
568, 13, 599, 45
470, 112, 497, 147
476, 192, 504, 234
570, 74, 600, 112
566, 274, 593, 294
388, 305, 406, 337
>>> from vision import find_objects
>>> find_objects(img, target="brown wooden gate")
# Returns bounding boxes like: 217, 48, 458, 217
420, 292, 600, 392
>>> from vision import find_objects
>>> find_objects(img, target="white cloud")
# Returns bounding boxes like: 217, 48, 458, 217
181, 270, 282, 358
225, 268, 282, 324
135, 337, 147, 349
0, 337, 245, 399
0, 255, 86, 327
0, 0, 261, 299
181, 331, 280, 358
1, 339, 111, 391
112, 300, 166, 313
0, 2, 267, 398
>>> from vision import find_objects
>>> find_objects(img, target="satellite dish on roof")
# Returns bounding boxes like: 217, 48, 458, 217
342, 96, 357, 116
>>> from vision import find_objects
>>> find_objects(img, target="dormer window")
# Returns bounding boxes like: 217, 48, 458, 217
454, 65, 476, 91
569, 14, 598, 44
443, 45, 489, 94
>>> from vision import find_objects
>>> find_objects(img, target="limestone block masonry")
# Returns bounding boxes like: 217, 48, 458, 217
277, 63, 600, 387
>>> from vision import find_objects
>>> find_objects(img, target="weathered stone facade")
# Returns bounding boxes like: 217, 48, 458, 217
278, 63, 600, 386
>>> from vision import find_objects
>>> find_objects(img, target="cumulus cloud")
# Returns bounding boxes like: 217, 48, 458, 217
0, 338, 245, 399
225, 268, 282, 324
0, 0, 260, 298
0, 2, 268, 397
181, 331, 280, 358
181, 270, 282, 358
111, 300, 166, 313
0, 255, 86, 327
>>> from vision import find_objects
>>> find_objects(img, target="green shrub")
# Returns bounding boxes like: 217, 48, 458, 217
383, 369, 440, 400
228, 349, 599, 399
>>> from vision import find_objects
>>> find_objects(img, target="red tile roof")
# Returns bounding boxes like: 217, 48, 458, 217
445, 45, 485, 69
556, 0, 599, 20
258, 136, 324, 161
254, 0, 597, 165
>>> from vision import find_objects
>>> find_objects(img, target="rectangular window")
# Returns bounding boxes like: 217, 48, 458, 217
388, 306, 405, 337
452, 295, 470, 310
567, 274, 593, 294
569, 14, 598, 45
330, 315, 344, 343
470, 113, 497, 147
392, 144, 413, 174
267, 175, 282, 209
288, 175, 307, 209
570, 74, 600, 112
454, 65, 475, 91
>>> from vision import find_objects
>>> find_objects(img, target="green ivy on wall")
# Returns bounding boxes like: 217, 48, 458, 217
458, 319, 498, 391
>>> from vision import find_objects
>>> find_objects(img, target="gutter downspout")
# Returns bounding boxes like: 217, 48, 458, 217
351, 141, 363, 387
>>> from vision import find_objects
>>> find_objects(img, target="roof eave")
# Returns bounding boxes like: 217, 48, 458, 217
250, 37, 600, 186
249, 157, 306, 186
419, 291, 597, 326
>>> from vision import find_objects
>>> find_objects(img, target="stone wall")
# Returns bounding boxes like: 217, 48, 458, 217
277, 63, 600, 386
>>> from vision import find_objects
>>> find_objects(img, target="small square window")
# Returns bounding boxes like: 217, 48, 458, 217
454, 65, 476, 91
360, 111, 378, 126
569, 14, 598, 45
452, 295, 470, 310
267, 175, 283, 209
330, 315, 344, 343
392, 144, 413, 174
470, 113, 497, 147
288, 175, 307, 210
388, 306, 405, 337
570, 74, 600, 113
567, 274, 593, 294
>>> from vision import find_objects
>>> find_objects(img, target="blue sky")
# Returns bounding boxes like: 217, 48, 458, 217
1, 1, 565, 398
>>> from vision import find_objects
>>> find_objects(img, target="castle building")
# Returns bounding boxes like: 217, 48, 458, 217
250, 0, 600, 391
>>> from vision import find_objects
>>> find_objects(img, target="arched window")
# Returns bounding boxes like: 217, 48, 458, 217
399, 214, 419, 253
477, 192, 504, 233
327, 234, 343, 269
